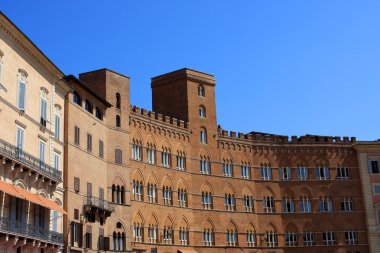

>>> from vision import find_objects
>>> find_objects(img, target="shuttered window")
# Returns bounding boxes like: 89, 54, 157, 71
74, 177, 80, 193
17, 81, 26, 111
87, 182, 92, 197
55, 115, 60, 139
87, 133, 92, 152
99, 140, 104, 158
74, 126, 80, 145
115, 149, 122, 164
40, 98, 47, 126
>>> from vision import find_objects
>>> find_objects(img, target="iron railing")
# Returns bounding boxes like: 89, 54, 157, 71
0, 139, 61, 182
0, 216, 63, 244
85, 196, 115, 213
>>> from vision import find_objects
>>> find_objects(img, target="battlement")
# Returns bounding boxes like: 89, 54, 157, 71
130, 105, 189, 129
217, 126, 357, 144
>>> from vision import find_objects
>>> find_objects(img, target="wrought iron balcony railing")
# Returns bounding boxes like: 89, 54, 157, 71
0, 139, 62, 182
84, 196, 115, 213
0, 216, 64, 245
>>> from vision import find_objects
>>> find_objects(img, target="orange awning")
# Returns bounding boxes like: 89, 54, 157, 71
0, 180, 66, 214
0, 180, 23, 198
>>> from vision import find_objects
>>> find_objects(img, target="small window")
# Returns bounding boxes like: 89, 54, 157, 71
87, 133, 92, 152
370, 161, 380, 174
116, 93, 121, 109
199, 106, 206, 118
115, 148, 122, 164
85, 100, 93, 113
99, 140, 104, 158
116, 115, 121, 128
55, 114, 61, 139
74, 126, 80, 145
374, 184, 380, 195
17, 75, 27, 111
40, 95, 47, 127
95, 107, 103, 120
73, 92, 82, 106
198, 85, 205, 97
200, 128, 207, 144
74, 177, 80, 193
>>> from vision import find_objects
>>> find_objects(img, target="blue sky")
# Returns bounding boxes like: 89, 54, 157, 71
2, 1, 379, 140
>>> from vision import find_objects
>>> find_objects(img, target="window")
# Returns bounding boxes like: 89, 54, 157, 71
322, 231, 336, 245
99, 140, 104, 158
319, 197, 333, 212
198, 85, 205, 97
226, 230, 237, 246
162, 186, 172, 205
52, 210, 58, 232
345, 231, 358, 245
176, 152, 186, 170
199, 106, 206, 118
200, 156, 210, 174
146, 144, 156, 164
297, 167, 308, 180
163, 226, 173, 244
73, 91, 82, 106
17, 71, 27, 111
85, 225, 92, 249
303, 232, 315, 246
112, 185, 125, 204
337, 167, 350, 179
316, 166, 329, 180
246, 231, 256, 247
224, 194, 235, 211
243, 195, 254, 212
55, 114, 61, 139
131, 142, 142, 161
178, 189, 187, 207
115, 148, 122, 164
39, 141, 45, 167
374, 184, 380, 195
263, 196, 274, 213
113, 232, 125, 251
54, 153, 60, 171
74, 126, 80, 145
285, 232, 298, 246
222, 159, 233, 177
85, 100, 93, 113
202, 192, 212, 209
16, 127, 24, 157
87, 133, 92, 152
200, 128, 207, 144
95, 107, 103, 120
260, 165, 272, 180
266, 231, 278, 247
147, 183, 157, 203
116, 115, 121, 128
241, 163, 251, 179
72, 222, 82, 247
341, 197, 353, 212
179, 227, 188, 245
280, 167, 291, 180
203, 229, 214, 246
300, 197, 312, 213
74, 177, 80, 193
282, 197, 295, 213
0, 52, 3, 89
148, 224, 158, 243
116, 93, 121, 109
161, 148, 171, 167
132, 223, 143, 242
40, 94, 47, 127
369, 160, 380, 173
132, 180, 143, 201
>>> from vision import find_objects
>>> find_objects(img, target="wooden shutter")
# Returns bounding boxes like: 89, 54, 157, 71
78, 223, 83, 248
103, 237, 110, 250
87, 182, 92, 197
18, 81, 26, 111
74, 177, 80, 193
99, 188, 104, 200
74, 209, 79, 220
99, 140, 104, 158
70, 222, 74, 246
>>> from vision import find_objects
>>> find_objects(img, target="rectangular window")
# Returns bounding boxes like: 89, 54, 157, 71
282, 198, 295, 213
370, 160, 380, 174
147, 147, 155, 164
337, 167, 350, 179
87, 182, 92, 197
345, 231, 358, 245
374, 184, 380, 195
17, 81, 26, 111
319, 198, 333, 212
39, 141, 45, 163
303, 232, 315, 246
300, 197, 312, 213
52, 210, 58, 232
161, 151, 171, 168
241, 164, 251, 179
323, 232, 336, 245
87, 133, 92, 152
341, 197, 353, 211
285, 232, 298, 246
40, 98, 47, 127
280, 167, 292, 180
74, 177, 80, 193
131, 144, 142, 161
260, 166, 272, 180
200, 158, 210, 174
74, 126, 80, 145
263, 196, 274, 213
55, 115, 60, 140
222, 162, 233, 177
316, 167, 329, 180
115, 149, 122, 164
99, 140, 104, 158
297, 167, 308, 180
54, 153, 60, 171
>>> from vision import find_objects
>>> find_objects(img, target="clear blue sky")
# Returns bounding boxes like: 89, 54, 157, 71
2, 1, 379, 140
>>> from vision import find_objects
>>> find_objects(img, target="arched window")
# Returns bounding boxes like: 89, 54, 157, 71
198, 85, 205, 97
113, 231, 125, 251
116, 115, 121, 128
116, 93, 121, 109
199, 106, 206, 118
200, 128, 207, 144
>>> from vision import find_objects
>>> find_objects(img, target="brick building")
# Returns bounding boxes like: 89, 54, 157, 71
0, 11, 378, 253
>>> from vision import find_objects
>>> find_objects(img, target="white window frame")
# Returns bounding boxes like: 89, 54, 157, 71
260, 166, 272, 180
280, 167, 292, 180
285, 232, 298, 246
200, 128, 207, 144
337, 167, 350, 179
241, 163, 251, 179
263, 196, 274, 213
297, 167, 308, 180
246, 230, 256, 247
300, 197, 312, 213
316, 166, 329, 180
266, 231, 277, 247
303, 232, 315, 246
323, 231, 336, 245
17, 71, 27, 111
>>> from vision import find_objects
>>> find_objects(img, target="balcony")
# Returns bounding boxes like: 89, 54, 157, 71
0, 216, 63, 245
84, 196, 115, 217
0, 139, 61, 183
